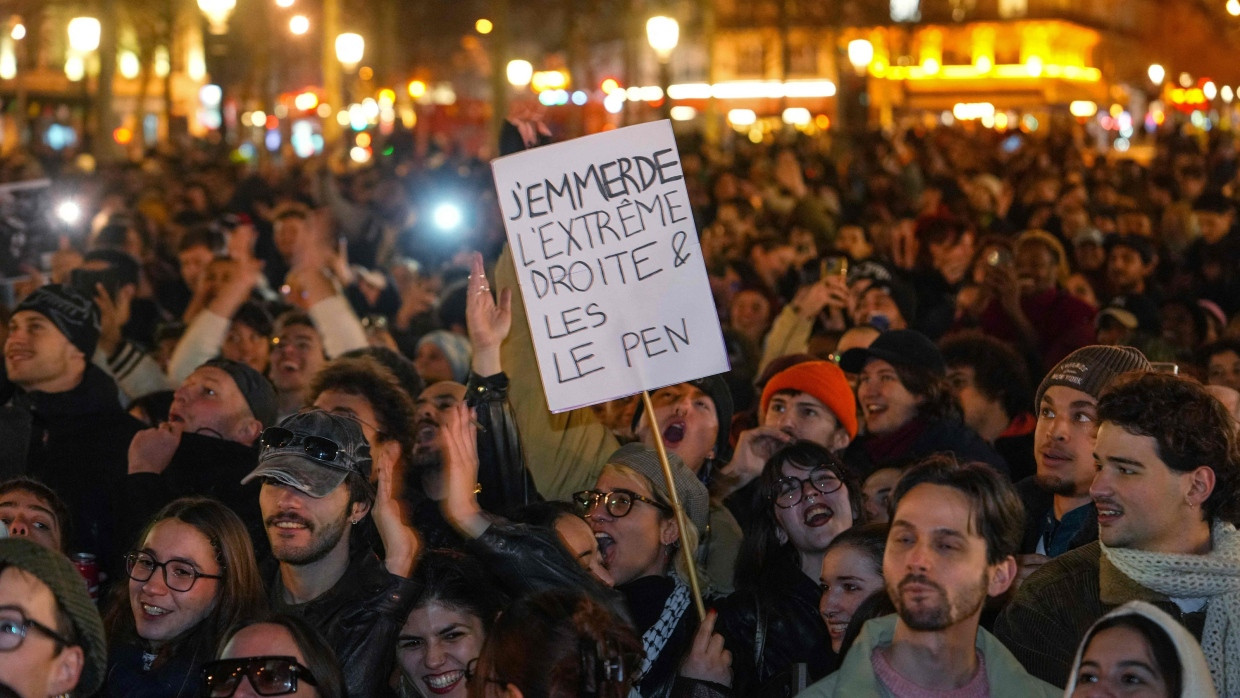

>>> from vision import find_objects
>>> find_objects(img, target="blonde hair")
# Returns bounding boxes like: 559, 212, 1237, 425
599, 463, 702, 583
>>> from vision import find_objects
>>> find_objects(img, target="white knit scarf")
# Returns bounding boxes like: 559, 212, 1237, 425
1101, 521, 1240, 697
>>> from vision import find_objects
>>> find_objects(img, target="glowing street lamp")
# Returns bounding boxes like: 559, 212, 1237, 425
1148, 63, 1165, 86
197, 0, 237, 35
506, 59, 533, 88
335, 33, 365, 72
645, 16, 679, 61
646, 16, 679, 119
847, 39, 874, 74
67, 17, 101, 53
289, 15, 310, 35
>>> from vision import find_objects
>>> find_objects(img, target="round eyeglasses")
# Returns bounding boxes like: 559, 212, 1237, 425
125, 551, 223, 592
0, 605, 72, 652
773, 466, 844, 508
573, 489, 672, 518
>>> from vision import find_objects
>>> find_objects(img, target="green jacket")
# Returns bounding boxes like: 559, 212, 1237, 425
797, 616, 1060, 698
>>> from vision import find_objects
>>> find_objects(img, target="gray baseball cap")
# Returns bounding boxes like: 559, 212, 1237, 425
242, 410, 372, 498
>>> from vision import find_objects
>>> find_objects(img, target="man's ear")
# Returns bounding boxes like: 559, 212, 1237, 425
350, 497, 372, 523
240, 418, 263, 446
830, 429, 851, 453
1186, 465, 1216, 510
987, 556, 1018, 598
47, 644, 84, 697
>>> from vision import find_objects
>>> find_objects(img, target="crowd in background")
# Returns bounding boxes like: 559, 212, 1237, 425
0, 115, 1238, 698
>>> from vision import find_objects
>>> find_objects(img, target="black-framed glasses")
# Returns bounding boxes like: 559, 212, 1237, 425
573, 489, 672, 518
125, 551, 223, 592
773, 466, 844, 508
260, 427, 343, 464
202, 656, 318, 697
0, 605, 72, 651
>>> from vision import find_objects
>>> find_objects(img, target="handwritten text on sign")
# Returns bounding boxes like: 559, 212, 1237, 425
492, 121, 729, 413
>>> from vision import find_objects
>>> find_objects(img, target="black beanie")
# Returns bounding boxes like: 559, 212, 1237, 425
202, 358, 278, 428
14, 285, 101, 357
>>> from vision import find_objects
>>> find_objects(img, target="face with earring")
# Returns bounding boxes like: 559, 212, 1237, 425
260, 477, 369, 565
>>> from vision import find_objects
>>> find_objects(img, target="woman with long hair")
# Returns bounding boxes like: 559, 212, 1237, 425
717, 441, 860, 694
396, 551, 506, 698
102, 497, 265, 697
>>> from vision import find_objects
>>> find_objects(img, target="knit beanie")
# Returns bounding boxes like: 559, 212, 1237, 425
201, 358, 278, 428
14, 285, 101, 358
605, 442, 709, 535
0, 538, 107, 696
1035, 345, 1152, 408
415, 330, 473, 383
760, 361, 858, 438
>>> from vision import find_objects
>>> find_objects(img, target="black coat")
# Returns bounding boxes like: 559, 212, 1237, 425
270, 549, 417, 698
843, 417, 1009, 481
715, 548, 834, 695
1014, 476, 1098, 556
122, 434, 265, 557
0, 364, 143, 570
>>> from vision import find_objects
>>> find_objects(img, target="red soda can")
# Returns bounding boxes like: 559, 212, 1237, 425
72, 552, 100, 601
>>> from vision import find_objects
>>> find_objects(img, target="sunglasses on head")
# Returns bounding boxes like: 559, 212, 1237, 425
202, 656, 318, 697
260, 427, 343, 464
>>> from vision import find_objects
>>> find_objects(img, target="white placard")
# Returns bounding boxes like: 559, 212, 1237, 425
492, 121, 729, 413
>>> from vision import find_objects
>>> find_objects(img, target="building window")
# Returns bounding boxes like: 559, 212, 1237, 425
998, 0, 1028, 18
789, 41, 818, 75
890, 0, 921, 22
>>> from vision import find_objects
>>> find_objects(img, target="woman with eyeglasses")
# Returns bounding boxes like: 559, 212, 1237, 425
715, 441, 860, 695
203, 613, 345, 698
102, 497, 266, 697
395, 551, 506, 698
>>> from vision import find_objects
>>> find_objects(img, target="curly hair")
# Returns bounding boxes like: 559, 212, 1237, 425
939, 331, 1033, 420
733, 441, 861, 591
1098, 372, 1240, 526
310, 355, 418, 478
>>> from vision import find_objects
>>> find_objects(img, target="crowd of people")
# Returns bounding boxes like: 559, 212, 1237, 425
0, 116, 1239, 698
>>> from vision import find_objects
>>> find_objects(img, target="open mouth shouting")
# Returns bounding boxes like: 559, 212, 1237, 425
662, 420, 686, 447
594, 532, 616, 567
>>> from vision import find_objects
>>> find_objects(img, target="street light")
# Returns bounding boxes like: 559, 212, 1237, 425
646, 16, 679, 120
335, 33, 364, 72
67, 17, 101, 53
197, 0, 236, 35
847, 39, 874, 75
1148, 63, 1165, 86
289, 15, 310, 35
506, 59, 533, 88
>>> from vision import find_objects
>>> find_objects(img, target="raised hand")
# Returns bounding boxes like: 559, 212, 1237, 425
372, 451, 419, 577
440, 402, 488, 538
465, 251, 511, 376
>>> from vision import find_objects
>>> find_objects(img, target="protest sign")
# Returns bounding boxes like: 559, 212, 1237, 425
492, 120, 728, 413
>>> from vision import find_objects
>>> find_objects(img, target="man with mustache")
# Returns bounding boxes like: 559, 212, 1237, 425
243, 409, 419, 697
996, 373, 1240, 690
800, 457, 1057, 696
1009, 346, 1150, 593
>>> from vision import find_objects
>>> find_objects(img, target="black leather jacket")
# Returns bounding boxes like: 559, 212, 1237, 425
715, 548, 834, 694
466, 370, 542, 510
270, 550, 417, 698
